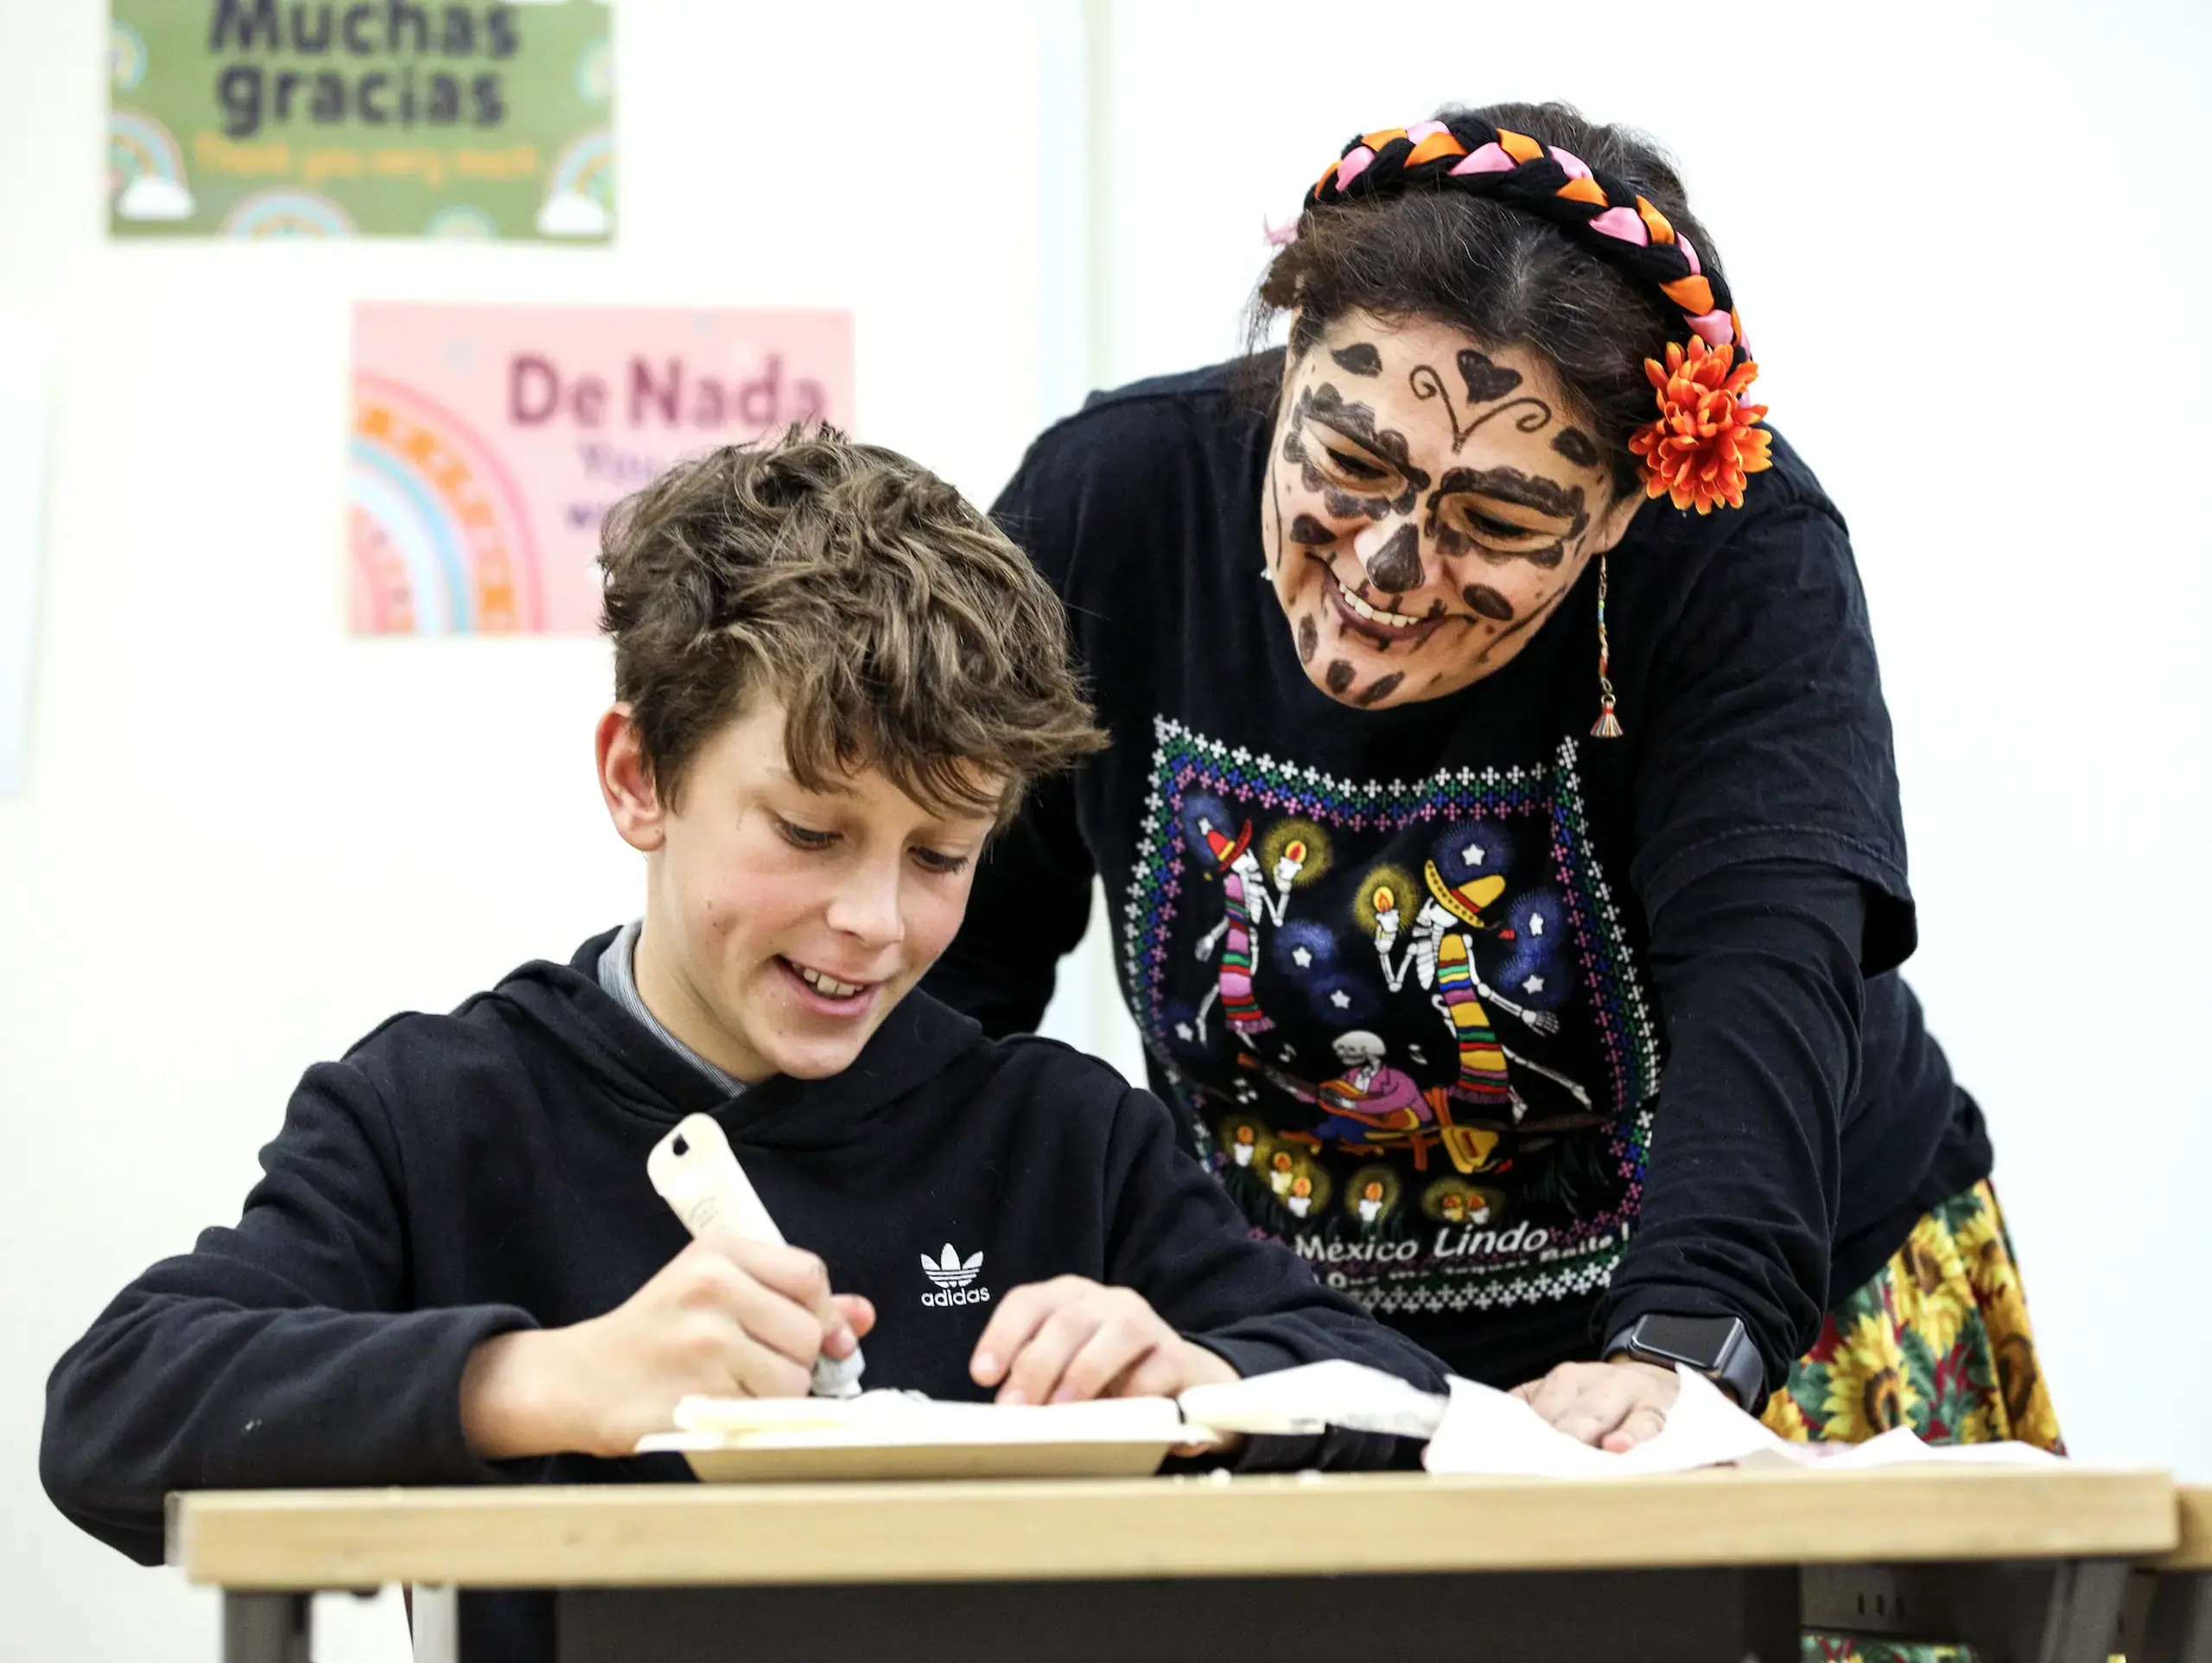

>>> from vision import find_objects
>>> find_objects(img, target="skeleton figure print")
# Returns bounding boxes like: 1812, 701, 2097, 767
1370, 855, 1593, 1126
1135, 720, 1662, 1318
1190, 819, 1285, 1043
1187, 813, 1332, 1045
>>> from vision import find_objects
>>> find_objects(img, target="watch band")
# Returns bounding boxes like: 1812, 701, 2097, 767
1604, 1314, 1764, 1409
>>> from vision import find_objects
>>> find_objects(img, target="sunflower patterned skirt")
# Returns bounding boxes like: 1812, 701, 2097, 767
1759, 1179, 2065, 1663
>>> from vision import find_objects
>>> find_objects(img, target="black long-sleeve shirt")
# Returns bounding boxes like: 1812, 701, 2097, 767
44, 934, 1446, 1660
923, 358, 1993, 1394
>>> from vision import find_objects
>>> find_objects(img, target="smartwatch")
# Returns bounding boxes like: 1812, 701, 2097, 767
1603, 1313, 1764, 1408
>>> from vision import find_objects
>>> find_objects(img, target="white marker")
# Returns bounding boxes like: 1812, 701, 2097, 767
646, 1113, 864, 1399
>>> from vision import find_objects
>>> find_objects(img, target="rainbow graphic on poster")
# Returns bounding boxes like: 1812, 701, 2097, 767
575, 37, 613, 105
351, 301, 856, 636
109, 20, 148, 91
108, 106, 194, 224
537, 127, 613, 238
349, 371, 543, 635
424, 205, 498, 239
223, 188, 357, 239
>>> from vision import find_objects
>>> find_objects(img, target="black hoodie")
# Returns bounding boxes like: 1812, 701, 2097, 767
43, 932, 1446, 1660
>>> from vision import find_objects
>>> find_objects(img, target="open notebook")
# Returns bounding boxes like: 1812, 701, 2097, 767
638, 1361, 2064, 1482
635, 1360, 1450, 1481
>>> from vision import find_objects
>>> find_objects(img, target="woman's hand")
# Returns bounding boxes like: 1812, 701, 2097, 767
1510, 1357, 1680, 1451
461, 1235, 875, 1460
969, 1276, 1237, 1406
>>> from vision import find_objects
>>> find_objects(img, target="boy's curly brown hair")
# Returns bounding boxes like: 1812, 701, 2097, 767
599, 428, 1106, 822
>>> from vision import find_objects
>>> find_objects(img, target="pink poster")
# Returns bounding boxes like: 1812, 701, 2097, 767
348, 301, 855, 634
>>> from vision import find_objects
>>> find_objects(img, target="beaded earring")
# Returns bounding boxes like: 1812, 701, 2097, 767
1590, 554, 1623, 739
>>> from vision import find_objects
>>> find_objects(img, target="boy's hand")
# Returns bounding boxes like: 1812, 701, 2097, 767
969, 1276, 1238, 1406
461, 1235, 875, 1460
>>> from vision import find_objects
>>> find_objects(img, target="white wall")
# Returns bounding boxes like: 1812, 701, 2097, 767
0, 4, 1063, 1659
3, 4, 2208, 1661
1095, 0, 2212, 1476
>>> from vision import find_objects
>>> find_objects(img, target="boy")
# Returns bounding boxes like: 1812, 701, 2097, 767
41, 433, 1446, 1659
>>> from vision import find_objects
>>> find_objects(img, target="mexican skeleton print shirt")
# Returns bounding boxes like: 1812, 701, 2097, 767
1126, 721, 1657, 1323
926, 359, 1983, 1387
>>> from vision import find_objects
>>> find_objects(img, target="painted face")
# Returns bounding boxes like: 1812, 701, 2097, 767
605, 696, 997, 1084
1262, 310, 1639, 710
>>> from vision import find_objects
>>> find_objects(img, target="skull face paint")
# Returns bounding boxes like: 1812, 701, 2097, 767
1357, 522, 1422, 593
1331, 341, 1383, 377
1552, 426, 1599, 468
1262, 311, 1635, 711
1354, 670, 1405, 707
1425, 467, 1590, 570
1280, 382, 1431, 520
1462, 582, 1515, 621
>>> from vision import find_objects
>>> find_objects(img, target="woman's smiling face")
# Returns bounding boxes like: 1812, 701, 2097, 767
1262, 310, 1642, 709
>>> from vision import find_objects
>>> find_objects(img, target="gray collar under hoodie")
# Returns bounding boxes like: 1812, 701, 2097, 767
595, 918, 746, 1097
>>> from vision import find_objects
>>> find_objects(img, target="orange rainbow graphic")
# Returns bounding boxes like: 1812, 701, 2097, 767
349, 371, 543, 634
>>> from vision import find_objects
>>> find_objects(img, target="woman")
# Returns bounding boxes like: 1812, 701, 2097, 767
923, 102, 2058, 1465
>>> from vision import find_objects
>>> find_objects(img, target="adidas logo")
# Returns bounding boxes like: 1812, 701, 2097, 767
918, 1243, 991, 1307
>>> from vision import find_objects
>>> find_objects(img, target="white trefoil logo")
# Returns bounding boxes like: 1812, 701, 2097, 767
918, 1244, 991, 1308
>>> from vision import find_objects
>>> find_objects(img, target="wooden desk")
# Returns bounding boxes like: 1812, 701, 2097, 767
2173, 1488, 2212, 1569
171, 1467, 2177, 1663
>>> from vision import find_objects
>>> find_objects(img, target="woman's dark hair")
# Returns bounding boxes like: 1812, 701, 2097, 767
1249, 100, 1726, 495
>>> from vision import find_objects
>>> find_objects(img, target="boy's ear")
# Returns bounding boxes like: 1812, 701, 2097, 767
595, 705, 667, 853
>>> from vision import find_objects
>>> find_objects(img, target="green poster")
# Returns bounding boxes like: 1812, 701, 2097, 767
107, 1, 613, 240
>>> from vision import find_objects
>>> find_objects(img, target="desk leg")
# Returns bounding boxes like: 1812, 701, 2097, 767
411, 1585, 461, 1663
223, 1593, 312, 1663
1800, 1558, 2132, 1663
2137, 1571, 2212, 1663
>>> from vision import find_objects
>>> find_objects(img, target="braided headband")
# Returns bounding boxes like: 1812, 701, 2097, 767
1306, 119, 1773, 514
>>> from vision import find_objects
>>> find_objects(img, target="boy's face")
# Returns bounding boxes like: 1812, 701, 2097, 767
599, 696, 1001, 1084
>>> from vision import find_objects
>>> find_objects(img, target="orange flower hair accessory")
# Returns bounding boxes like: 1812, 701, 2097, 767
1628, 339, 1774, 514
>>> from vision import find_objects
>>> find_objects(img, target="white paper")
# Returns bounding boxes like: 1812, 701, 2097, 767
1179, 1359, 1449, 1439
0, 311, 54, 797
647, 1390, 1198, 1453
1748, 1425, 2063, 1470
671, 1389, 929, 1434
1423, 1366, 1783, 1476
1424, 1365, 2064, 1477
645, 1360, 1445, 1456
